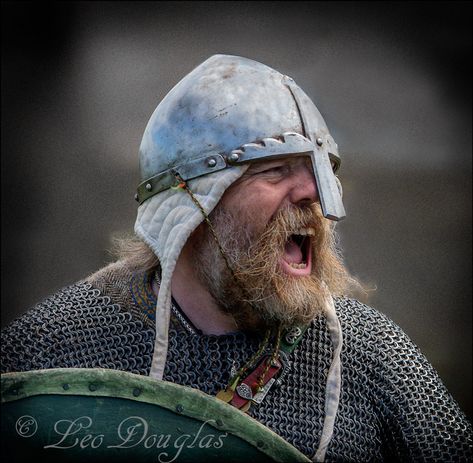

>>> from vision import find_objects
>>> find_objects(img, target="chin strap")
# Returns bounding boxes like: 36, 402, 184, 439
174, 174, 237, 278
312, 285, 343, 462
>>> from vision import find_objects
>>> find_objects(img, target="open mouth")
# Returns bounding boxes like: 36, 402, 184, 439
280, 227, 314, 276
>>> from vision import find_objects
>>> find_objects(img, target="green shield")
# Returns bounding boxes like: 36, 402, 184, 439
1, 368, 310, 462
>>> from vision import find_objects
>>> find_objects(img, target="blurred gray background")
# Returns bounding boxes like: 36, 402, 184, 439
2, 2, 471, 419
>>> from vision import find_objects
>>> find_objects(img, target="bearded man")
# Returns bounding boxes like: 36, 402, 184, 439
1, 55, 471, 462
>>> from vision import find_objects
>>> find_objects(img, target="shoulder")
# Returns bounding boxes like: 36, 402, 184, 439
332, 297, 446, 394
85, 260, 158, 328
332, 297, 428, 368
84, 259, 138, 299
334, 296, 416, 345
1, 260, 156, 373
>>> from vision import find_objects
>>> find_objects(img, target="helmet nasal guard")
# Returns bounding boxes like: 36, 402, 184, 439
136, 55, 345, 221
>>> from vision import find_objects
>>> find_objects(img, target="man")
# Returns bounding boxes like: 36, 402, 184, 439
1, 55, 471, 461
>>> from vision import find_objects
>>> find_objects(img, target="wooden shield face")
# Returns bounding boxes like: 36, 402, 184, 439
1, 368, 310, 463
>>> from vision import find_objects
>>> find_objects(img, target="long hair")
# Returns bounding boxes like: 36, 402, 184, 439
109, 234, 160, 273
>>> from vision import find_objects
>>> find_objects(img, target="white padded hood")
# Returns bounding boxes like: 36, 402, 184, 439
135, 166, 247, 379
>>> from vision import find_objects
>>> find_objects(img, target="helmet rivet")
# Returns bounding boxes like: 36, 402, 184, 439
207, 158, 217, 168
145, 183, 152, 191
134, 193, 139, 202
316, 137, 323, 146
229, 152, 240, 162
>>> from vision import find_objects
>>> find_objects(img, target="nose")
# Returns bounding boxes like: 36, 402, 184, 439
288, 162, 319, 207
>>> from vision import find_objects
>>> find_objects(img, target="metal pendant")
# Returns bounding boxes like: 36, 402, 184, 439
252, 378, 276, 404
236, 383, 253, 400
284, 326, 302, 345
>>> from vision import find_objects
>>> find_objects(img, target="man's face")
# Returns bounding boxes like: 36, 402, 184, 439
221, 156, 319, 277
191, 155, 350, 331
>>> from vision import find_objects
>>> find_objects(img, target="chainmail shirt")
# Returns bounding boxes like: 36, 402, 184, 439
1, 261, 472, 462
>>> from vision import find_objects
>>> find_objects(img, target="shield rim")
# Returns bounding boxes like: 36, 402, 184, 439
1, 368, 310, 462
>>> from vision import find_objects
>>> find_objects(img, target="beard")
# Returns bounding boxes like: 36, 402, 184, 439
191, 202, 353, 331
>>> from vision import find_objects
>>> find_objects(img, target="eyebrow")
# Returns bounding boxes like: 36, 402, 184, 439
247, 157, 309, 173
247, 160, 285, 172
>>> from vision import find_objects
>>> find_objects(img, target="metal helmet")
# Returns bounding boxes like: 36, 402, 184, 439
136, 54, 345, 221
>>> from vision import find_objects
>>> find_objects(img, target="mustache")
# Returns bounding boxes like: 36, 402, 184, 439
248, 203, 324, 251
231, 203, 325, 283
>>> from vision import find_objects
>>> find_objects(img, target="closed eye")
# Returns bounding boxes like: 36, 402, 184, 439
257, 164, 291, 176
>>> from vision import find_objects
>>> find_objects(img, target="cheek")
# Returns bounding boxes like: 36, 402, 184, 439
241, 193, 275, 221
220, 180, 287, 229
251, 188, 287, 224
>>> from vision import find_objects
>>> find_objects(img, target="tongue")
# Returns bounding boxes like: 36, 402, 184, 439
284, 239, 303, 264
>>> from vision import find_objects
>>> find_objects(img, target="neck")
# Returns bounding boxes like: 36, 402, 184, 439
167, 243, 239, 335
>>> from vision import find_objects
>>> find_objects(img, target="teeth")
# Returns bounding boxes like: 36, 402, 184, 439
289, 262, 307, 269
294, 228, 315, 236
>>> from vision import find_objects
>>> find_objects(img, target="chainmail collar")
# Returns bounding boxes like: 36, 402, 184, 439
152, 267, 196, 335
170, 294, 202, 336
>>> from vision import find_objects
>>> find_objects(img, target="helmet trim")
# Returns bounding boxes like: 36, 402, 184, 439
136, 130, 345, 221
137, 132, 317, 205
